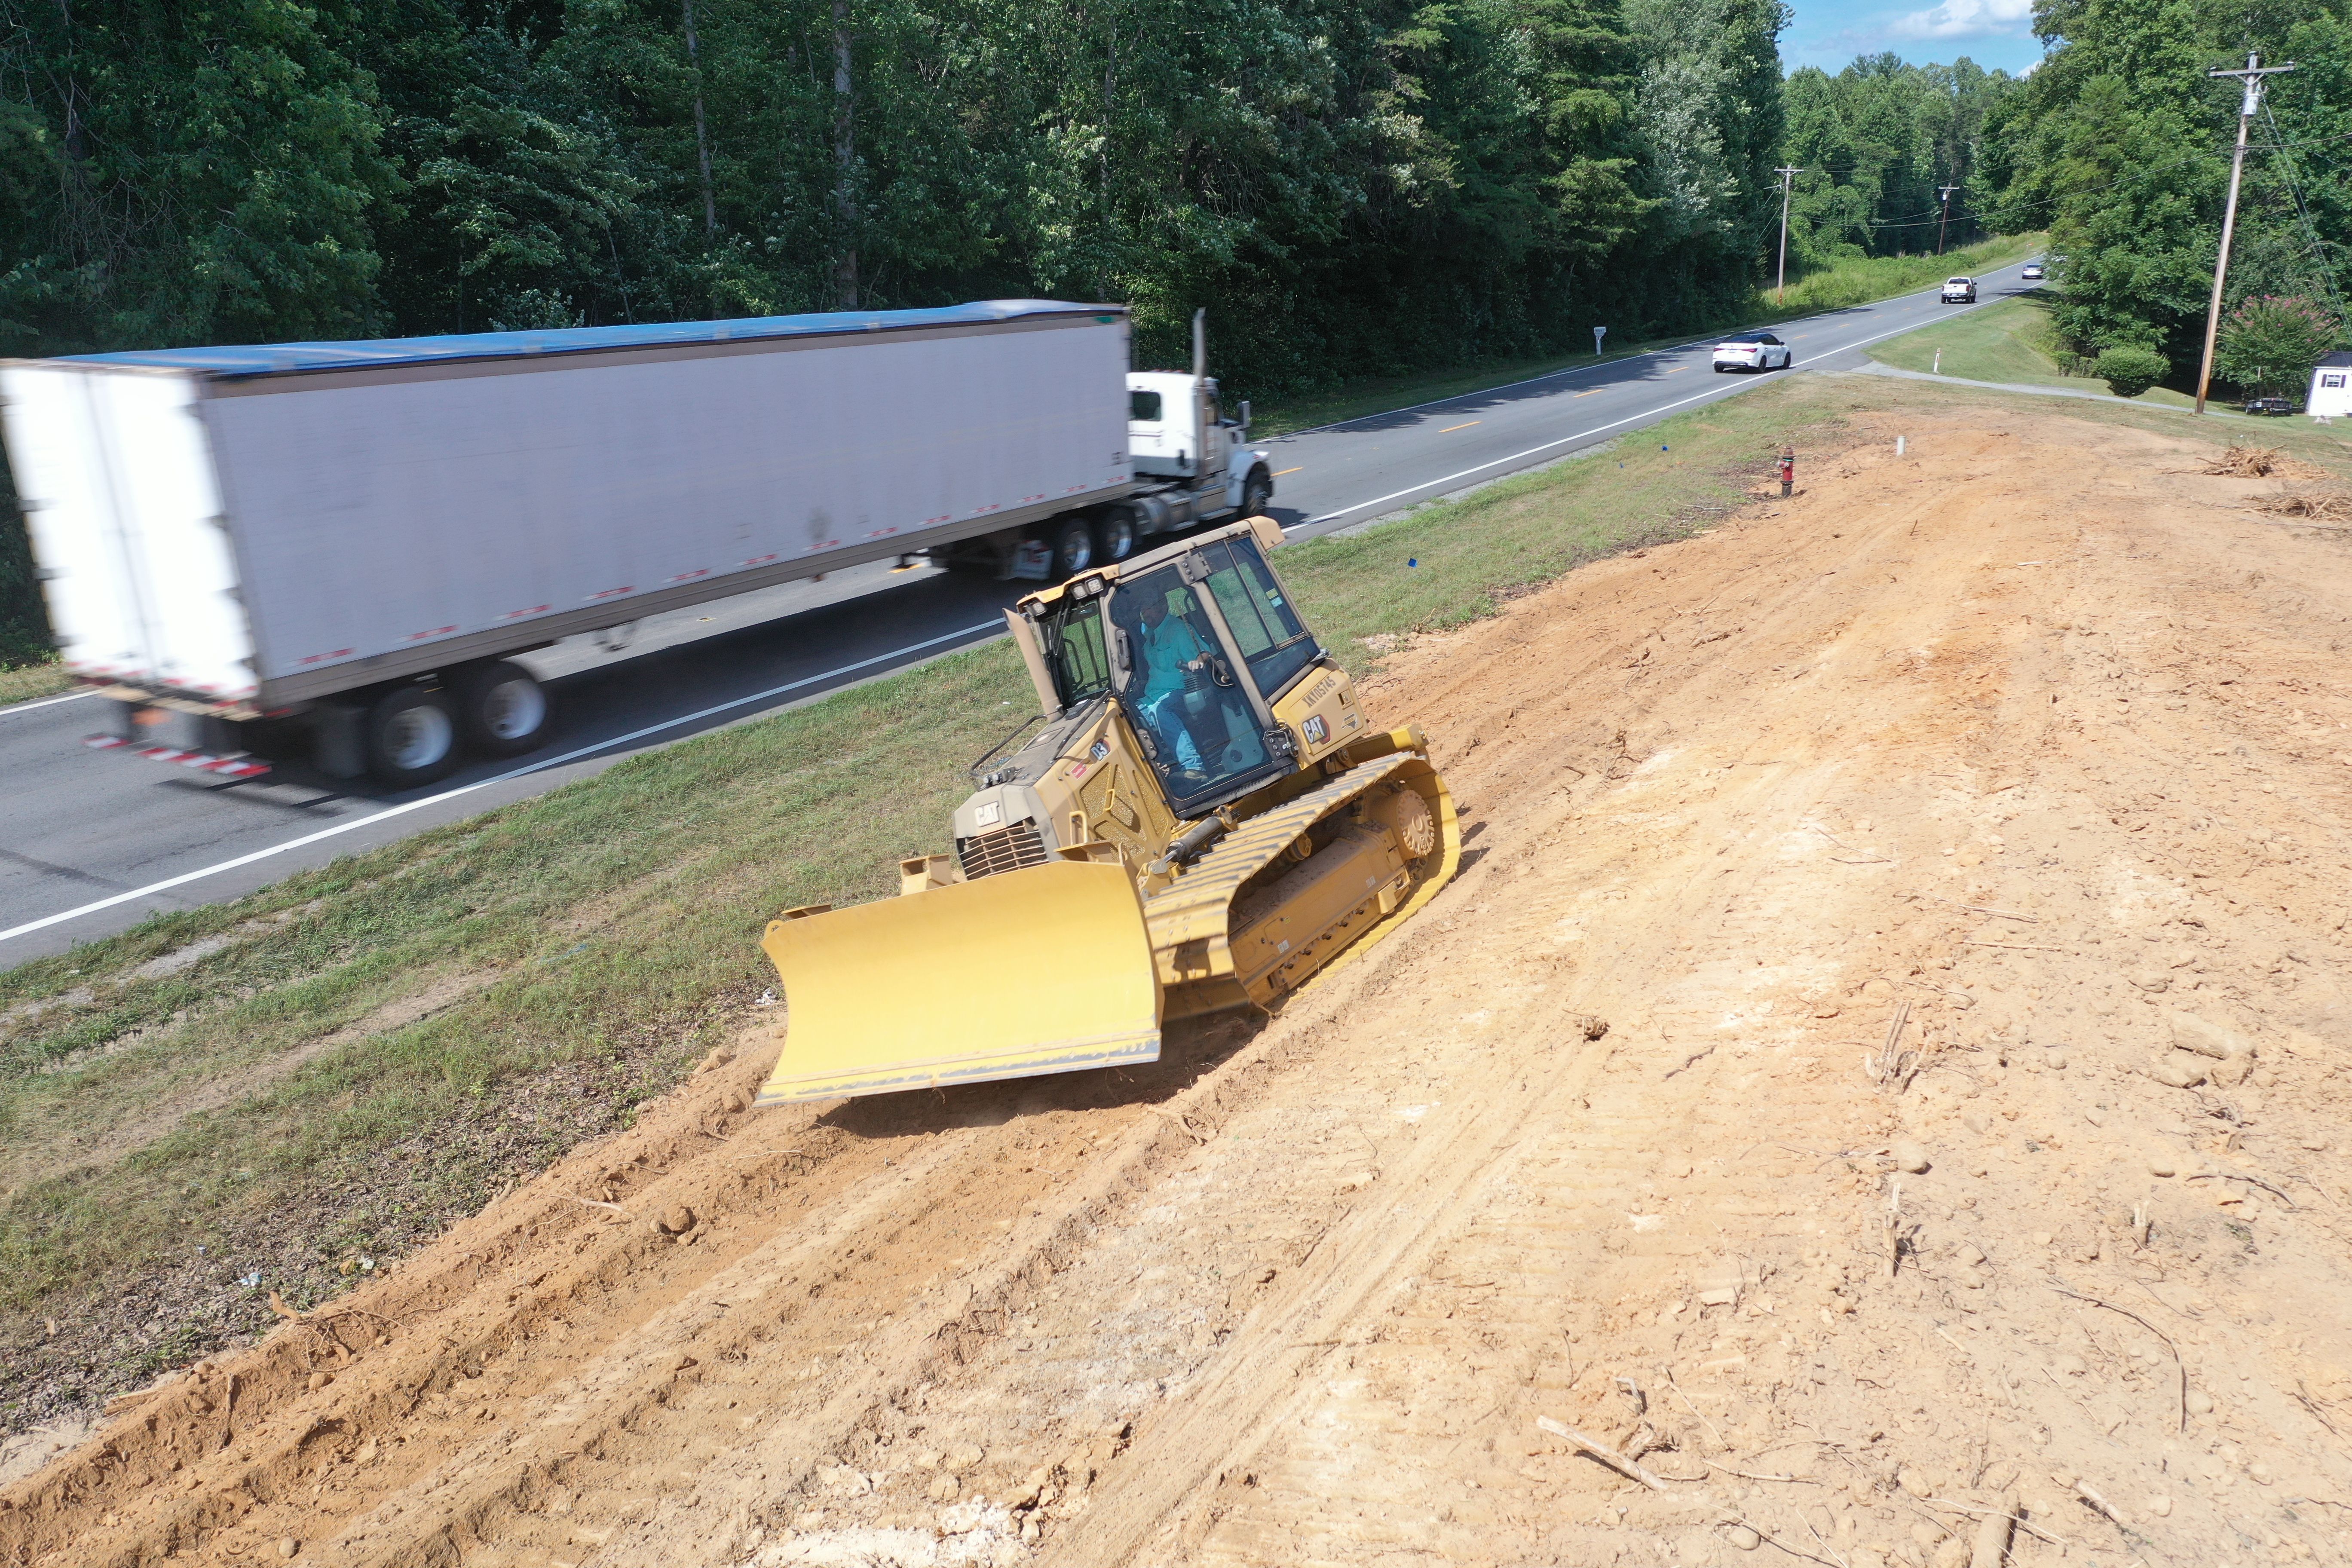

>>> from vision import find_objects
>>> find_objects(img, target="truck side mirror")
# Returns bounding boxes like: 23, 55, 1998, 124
1237, 400, 1251, 432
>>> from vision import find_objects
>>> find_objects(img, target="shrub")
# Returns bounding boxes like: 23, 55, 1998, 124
2095, 344, 2169, 399
2216, 295, 2339, 401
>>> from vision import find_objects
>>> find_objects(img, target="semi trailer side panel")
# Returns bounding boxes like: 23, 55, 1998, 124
3, 301, 1131, 707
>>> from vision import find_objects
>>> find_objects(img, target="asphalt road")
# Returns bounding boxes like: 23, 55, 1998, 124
0, 260, 2040, 959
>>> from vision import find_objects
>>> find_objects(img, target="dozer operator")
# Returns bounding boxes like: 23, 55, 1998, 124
753, 517, 1458, 1105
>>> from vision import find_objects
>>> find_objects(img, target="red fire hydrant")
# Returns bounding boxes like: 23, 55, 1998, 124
1778, 447, 1795, 497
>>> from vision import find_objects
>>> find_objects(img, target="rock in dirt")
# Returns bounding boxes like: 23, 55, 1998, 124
1969, 1497, 2016, 1568
697, 1047, 734, 1073
305, 1372, 333, 1393
1724, 1523, 1761, 1550
927, 1473, 959, 1502
943, 1442, 985, 1473
2149, 1054, 2206, 1088
660, 1205, 697, 1236
939, 1500, 985, 1534
1891, 1140, 1931, 1174
277, 1540, 299, 1560
2185, 1388, 2215, 1416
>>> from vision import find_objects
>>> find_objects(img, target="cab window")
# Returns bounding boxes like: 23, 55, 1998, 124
1199, 540, 1319, 699
1040, 596, 1112, 707
1129, 390, 1162, 422
1108, 565, 1279, 812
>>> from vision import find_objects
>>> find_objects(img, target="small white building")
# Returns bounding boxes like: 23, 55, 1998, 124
2309, 352, 2352, 417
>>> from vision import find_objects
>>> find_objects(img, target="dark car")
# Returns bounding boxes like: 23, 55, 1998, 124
2244, 397, 2294, 416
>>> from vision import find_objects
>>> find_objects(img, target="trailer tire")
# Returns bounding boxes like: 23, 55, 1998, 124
1050, 516, 1095, 579
1093, 508, 1138, 563
449, 659, 549, 758
363, 685, 461, 788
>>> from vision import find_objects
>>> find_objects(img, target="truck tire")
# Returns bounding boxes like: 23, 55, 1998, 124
1050, 516, 1095, 579
1093, 508, 1138, 563
450, 659, 549, 758
363, 684, 461, 788
1241, 466, 1273, 518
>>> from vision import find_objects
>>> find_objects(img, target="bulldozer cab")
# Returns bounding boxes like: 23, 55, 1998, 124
1075, 531, 1318, 818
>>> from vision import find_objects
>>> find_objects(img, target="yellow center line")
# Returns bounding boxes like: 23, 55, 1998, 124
1574, 388, 1605, 397
1272, 466, 1302, 477
1439, 421, 1481, 432
1663, 366, 1685, 374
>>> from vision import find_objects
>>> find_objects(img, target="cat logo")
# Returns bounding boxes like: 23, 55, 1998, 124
1302, 714, 1329, 746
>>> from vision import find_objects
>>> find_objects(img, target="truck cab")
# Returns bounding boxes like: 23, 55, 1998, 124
1125, 371, 1272, 530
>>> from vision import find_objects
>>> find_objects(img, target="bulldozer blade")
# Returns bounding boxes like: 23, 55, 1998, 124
755, 859, 1162, 1106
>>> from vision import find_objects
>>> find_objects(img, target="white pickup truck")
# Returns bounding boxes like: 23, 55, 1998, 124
1940, 277, 1977, 303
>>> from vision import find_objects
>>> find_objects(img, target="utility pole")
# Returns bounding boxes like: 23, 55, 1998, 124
2196, 52, 2297, 414
681, 0, 717, 236
1774, 166, 1803, 305
1936, 184, 1960, 254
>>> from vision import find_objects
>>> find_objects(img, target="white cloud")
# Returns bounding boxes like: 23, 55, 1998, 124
1888, 0, 2034, 41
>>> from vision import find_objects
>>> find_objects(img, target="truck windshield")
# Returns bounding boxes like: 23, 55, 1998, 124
1039, 597, 1113, 707
1109, 565, 1279, 813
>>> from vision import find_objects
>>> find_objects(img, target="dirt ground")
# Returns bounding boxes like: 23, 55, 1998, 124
9, 398, 2352, 1568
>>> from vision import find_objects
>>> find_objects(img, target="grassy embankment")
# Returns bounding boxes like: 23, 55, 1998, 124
0, 376, 1877, 1422
1253, 233, 2046, 436
1866, 290, 2211, 410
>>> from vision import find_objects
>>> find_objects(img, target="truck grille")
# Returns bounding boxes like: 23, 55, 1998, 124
959, 821, 1050, 881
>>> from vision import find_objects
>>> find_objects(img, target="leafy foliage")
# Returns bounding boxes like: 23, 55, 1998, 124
2094, 343, 2168, 398
2216, 293, 2339, 398
1983, 0, 2352, 382
1777, 51, 2021, 272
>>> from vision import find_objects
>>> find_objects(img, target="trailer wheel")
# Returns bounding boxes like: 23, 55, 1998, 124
364, 685, 461, 788
449, 659, 549, 757
1093, 508, 1138, 563
1050, 517, 1095, 579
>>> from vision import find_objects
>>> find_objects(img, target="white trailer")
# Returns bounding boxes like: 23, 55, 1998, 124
1, 301, 1272, 786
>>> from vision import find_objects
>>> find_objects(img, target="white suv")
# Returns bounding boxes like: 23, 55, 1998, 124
1712, 333, 1792, 372
1941, 276, 1977, 303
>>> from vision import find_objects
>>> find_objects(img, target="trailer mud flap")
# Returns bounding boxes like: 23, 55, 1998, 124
754, 859, 1162, 1106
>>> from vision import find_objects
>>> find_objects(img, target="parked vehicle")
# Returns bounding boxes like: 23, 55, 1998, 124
0, 301, 1274, 787
2243, 397, 2295, 416
1941, 277, 1977, 303
2021, 263, 2045, 282
1712, 333, 1792, 373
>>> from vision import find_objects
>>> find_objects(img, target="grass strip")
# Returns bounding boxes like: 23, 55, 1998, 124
0, 374, 1874, 1425
1866, 291, 2206, 410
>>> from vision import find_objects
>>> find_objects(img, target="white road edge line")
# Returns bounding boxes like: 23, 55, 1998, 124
0, 619, 1004, 947
1294, 283, 2010, 528
1, 688, 95, 716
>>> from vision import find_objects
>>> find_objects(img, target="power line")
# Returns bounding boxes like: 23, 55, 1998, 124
2196, 52, 2297, 415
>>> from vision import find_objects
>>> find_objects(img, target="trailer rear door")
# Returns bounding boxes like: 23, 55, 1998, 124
0, 363, 257, 701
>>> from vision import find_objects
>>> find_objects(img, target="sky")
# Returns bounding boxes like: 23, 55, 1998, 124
1782, 0, 2048, 77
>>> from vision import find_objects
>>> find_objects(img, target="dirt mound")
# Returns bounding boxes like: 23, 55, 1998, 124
8, 400, 2352, 1568
2202, 444, 2330, 480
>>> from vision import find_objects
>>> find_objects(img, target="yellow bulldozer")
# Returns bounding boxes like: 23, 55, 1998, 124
753, 517, 1458, 1105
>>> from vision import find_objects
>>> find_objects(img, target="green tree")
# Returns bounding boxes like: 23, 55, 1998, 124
2215, 293, 2339, 399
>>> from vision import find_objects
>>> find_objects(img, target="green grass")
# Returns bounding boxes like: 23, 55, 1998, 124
0, 372, 1879, 1422
1866, 291, 2202, 410
0, 659, 71, 707
1251, 233, 2045, 436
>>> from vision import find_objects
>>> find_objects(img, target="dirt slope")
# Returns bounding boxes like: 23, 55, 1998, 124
9, 401, 2352, 1568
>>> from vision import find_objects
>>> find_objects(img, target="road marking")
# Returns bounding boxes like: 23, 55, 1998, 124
1273, 467, 1302, 477
1439, 421, 1481, 433
1574, 388, 1604, 397
1663, 367, 1685, 374
2, 688, 94, 717
1295, 280, 2015, 531
0, 620, 1006, 948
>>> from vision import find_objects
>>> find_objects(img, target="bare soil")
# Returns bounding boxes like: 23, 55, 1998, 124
8, 403, 2352, 1568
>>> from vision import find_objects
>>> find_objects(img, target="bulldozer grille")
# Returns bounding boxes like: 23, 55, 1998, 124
959, 821, 1050, 881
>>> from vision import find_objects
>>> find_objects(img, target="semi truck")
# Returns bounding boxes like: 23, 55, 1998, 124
0, 300, 1273, 787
